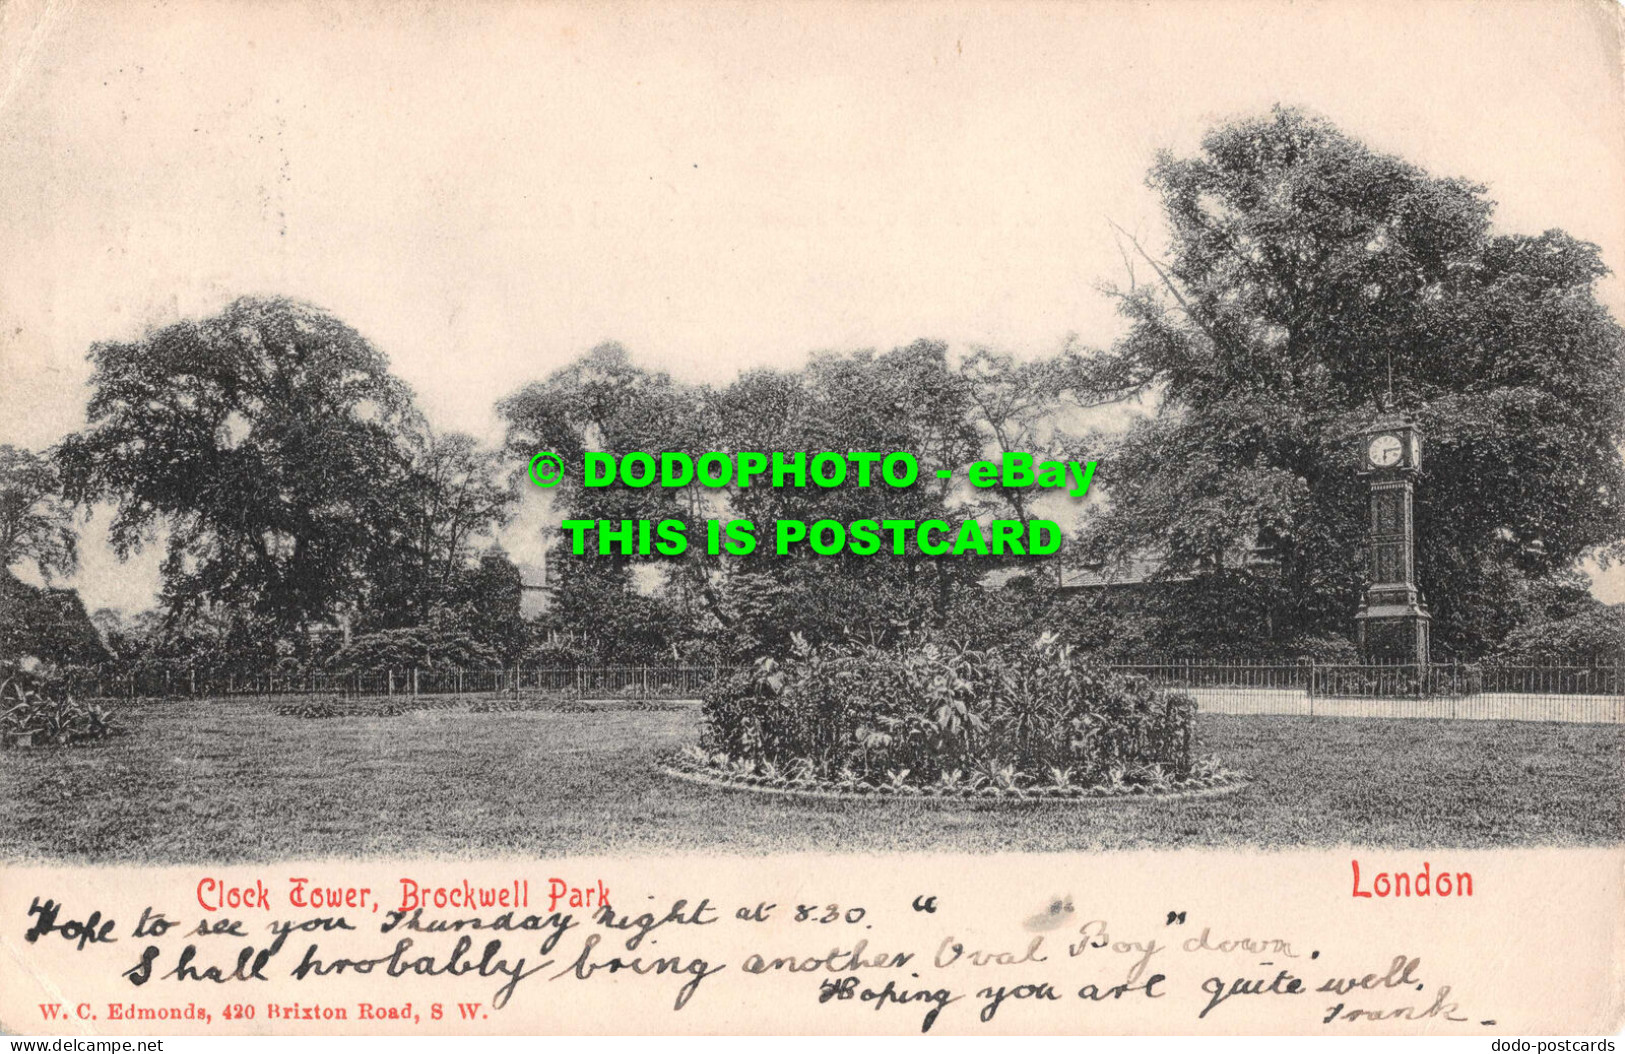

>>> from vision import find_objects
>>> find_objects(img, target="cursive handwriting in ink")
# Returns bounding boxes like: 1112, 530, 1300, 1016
551, 931, 724, 1011
24, 898, 116, 951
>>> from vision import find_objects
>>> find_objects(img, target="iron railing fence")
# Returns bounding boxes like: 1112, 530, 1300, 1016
1107, 659, 1624, 723
64, 665, 743, 702
55, 658, 1625, 723
1105, 658, 1622, 693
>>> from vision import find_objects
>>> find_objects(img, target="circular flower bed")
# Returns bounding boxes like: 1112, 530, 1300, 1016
662, 745, 1249, 803
694, 634, 1247, 803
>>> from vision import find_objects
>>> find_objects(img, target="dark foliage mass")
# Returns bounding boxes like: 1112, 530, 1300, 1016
1497, 606, 1625, 666
0, 572, 106, 668
56, 297, 425, 634
44, 296, 521, 674
700, 634, 1198, 791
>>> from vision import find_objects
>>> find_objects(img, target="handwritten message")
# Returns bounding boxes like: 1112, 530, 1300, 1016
9, 860, 1526, 1036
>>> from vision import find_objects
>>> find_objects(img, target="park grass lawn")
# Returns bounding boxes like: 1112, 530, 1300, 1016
1, 697, 1620, 862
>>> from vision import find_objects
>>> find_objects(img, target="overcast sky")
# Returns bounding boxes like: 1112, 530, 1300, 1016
1, 0, 1622, 611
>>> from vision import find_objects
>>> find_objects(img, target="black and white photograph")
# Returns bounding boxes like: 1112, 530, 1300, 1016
0, 0, 1621, 1040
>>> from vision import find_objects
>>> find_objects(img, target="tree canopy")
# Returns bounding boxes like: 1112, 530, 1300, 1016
57, 296, 513, 641
0, 444, 78, 583
1080, 106, 1625, 656
497, 339, 1102, 659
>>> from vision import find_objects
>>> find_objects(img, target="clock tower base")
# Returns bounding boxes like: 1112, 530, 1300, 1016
1355, 587, 1430, 667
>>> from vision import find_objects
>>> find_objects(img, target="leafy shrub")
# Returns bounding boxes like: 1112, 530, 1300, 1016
1, 665, 121, 746
1496, 607, 1625, 666
700, 633, 1199, 789
522, 638, 588, 668
331, 623, 499, 672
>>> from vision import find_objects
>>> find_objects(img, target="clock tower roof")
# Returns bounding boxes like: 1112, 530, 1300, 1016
1365, 409, 1418, 434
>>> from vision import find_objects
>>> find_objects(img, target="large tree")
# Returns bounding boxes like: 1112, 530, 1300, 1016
361, 429, 516, 629
706, 341, 990, 653
498, 341, 713, 564
498, 342, 718, 659
57, 296, 423, 636
0, 444, 78, 582
498, 339, 1102, 658
1081, 106, 1625, 655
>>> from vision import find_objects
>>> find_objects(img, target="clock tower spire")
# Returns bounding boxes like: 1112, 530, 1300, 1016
1355, 411, 1430, 667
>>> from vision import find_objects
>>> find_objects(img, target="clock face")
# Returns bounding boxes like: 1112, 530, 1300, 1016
1368, 434, 1404, 468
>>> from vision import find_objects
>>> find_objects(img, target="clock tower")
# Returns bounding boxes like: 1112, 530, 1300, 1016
1354, 411, 1430, 667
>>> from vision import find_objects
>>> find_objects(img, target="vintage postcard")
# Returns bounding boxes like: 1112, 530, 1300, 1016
1, 0, 1622, 1041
